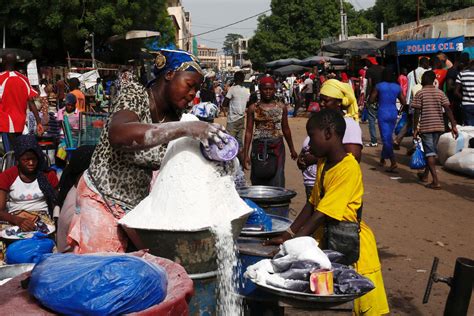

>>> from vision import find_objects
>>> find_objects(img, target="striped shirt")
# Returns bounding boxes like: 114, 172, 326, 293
456, 69, 474, 106
411, 86, 449, 133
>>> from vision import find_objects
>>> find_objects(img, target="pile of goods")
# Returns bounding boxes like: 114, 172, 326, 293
5, 233, 55, 264
437, 126, 474, 177
245, 237, 374, 295
28, 253, 168, 315
119, 114, 251, 231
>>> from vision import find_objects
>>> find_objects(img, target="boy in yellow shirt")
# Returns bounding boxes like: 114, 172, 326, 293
268, 109, 389, 315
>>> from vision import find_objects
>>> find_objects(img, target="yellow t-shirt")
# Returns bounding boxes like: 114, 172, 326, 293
309, 154, 381, 274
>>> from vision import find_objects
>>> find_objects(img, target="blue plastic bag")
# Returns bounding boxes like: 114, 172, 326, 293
5, 232, 55, 264
29, 253, 168, 315
394, 112, 407, 135
410, 141, 426, 169
244, 198, 272, 231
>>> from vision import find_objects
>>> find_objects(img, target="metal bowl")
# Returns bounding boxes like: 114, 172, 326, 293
237, 186, 297, 203
121, 212, 252, 275
0, 264, 35, 283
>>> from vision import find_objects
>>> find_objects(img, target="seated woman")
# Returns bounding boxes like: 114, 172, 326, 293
0, 135, 58, 233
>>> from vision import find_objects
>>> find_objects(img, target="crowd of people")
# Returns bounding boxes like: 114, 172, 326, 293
1, 45, 473, 315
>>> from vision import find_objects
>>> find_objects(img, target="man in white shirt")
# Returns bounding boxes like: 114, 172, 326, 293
222, 71, 250, 149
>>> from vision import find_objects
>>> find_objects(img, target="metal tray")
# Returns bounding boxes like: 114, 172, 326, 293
241, 215, 292, 237
251, 278, 371, 303
238, 186, 297, 203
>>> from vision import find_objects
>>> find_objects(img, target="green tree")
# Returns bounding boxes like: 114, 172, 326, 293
248, 0, 373, 70
0, 0, 175, 63
222, 33, 243, 56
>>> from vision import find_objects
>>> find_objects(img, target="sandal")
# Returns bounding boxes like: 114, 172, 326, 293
386, 164, 398, 173
417, 173, 429, 183
425, 183, 442, 190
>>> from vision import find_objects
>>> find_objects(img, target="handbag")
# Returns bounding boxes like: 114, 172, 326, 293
251, 138, 279, 180
320, 166, 362, 266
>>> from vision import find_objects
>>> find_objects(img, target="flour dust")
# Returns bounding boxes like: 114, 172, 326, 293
211, 221, 242, 316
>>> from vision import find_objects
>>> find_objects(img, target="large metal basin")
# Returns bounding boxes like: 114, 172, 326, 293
237, 186, 297, 203
121, 212, 251, 275
0, 263, 35, 282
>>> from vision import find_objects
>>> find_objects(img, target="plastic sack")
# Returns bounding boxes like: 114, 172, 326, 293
444, 148, 474, 177
410, 141, 426, 170
5, 232, 54, 264
244, 198, 272, 231
394, 112, 412, 136
28, 253, 168, 315
437, 132, 465, 165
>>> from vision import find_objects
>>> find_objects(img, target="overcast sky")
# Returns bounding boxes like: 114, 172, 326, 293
182, 0, 376, 52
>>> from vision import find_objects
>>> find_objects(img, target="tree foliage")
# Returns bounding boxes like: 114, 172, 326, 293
248, 0, 374, 70
222, 33, 244, 56
0, 0, 175, 63
364, 0, 473, 35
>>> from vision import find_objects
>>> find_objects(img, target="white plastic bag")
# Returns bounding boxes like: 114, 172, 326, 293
444, 148, 474, 177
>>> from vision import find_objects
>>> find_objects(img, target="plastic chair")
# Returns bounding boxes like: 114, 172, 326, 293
78, 112, 109, 147
1, 151, 15, 172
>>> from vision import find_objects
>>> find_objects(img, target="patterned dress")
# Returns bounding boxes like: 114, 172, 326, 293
250, 101, 286, 187
69, 81, 168, 253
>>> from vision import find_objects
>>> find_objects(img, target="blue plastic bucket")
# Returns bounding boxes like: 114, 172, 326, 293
188, 271, 217, 316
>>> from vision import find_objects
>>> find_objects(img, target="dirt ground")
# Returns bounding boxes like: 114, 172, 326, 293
219, 116, 474, 315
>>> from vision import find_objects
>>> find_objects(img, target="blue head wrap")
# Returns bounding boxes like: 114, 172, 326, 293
148, 48, 203, 86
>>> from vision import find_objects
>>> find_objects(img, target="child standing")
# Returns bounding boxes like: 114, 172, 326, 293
412, 71, 458, 190
268, 109, 389, 315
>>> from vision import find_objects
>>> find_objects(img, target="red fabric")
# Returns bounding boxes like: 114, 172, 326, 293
398, 74, 408, 97
341, 72, 349, 82
433, 69, 447, 90
259, 76, 275, 85
0, 166, 19, 191
309, 74, 316, 80
0, 71, 38, 132
366, 57, 378, 65
359, 69, 366, 77
0, 166, 58, 191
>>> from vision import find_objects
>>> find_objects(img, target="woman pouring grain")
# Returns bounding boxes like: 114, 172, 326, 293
68, 49, 228, 253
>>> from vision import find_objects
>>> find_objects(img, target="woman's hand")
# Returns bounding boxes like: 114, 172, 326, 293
188, 121, 228, 149
243, 155, 251, 170
290, 149, 298, 160
15, 217, 36, 232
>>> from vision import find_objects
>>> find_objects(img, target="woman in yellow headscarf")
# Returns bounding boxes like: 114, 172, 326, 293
319, 79, 363, 162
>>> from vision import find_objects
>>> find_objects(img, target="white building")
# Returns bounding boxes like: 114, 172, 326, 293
167, 0, 193, 52
233, 38, 252, 68
197, 45, 218, 69
218, 55, 233, 71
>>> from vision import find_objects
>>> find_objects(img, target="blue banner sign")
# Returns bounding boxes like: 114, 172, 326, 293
396, 36, 464, 55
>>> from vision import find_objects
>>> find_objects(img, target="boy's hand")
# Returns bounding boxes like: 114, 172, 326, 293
15, 217, 36, 232
413, 129, 419, 140
451, 126, 459, 139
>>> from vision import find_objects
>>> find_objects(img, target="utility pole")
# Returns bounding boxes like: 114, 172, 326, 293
340, 0, 345, 40
417, 0, 420, 27
340, 0, 348, 40
91, 33, 96, 69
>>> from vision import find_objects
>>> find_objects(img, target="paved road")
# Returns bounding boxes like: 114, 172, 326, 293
222, 115, 474, 315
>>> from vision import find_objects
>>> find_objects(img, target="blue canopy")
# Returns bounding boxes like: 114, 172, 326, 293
396, 36, 464, 56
